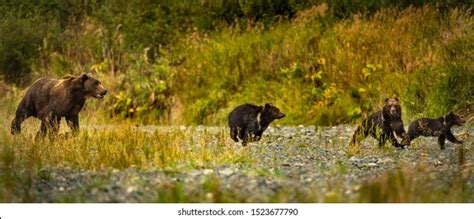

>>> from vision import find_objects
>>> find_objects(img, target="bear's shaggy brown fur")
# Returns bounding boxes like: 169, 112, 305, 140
407, 112, 465, 149
349, 98, 408, 152
11, 73, 107, 136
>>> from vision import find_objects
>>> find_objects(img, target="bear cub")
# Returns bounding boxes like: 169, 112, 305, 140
11, 73, 107, 136
349, 98, 409, 150
407, 112, 465, 149
228, 103, 285, 146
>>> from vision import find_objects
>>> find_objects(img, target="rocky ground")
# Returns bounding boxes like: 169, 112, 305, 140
12, 125, 474, 202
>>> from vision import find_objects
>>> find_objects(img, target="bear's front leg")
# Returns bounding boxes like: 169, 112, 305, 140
66, 115, 79, 133
229, 128, 239, 142
238, 127, 250, 146
38, 119, 48, 137
11, 112, 27, 135
387, 132, 404, 149
392, 121, 409, 146
49, 116, 61, 134
446, 130, 462, 144
38, 116, 61, 137
438, 135, 446, 150
378, 133, 388, 148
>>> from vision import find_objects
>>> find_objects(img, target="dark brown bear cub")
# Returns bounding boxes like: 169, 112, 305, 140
349, 98, 408, 153
407, 112, 465, 149
228, 103, 285, 146
11, 73, 107, 136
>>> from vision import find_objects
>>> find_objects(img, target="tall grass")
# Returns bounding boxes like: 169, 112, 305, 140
0, 125, 251, 171
1, 5, 471, 125
168, 6, 473, 125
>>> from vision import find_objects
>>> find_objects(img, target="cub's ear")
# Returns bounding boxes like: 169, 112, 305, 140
394, 97, 399, 102
385, 98, 389, 103
264, 103, 272, 109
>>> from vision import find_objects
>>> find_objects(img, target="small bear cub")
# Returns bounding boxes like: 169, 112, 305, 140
349, 98, 409, 150
407, 112, 465, 149
228, 103, 285, 146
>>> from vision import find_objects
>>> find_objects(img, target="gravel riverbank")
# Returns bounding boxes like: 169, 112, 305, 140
12, 125, 473, 202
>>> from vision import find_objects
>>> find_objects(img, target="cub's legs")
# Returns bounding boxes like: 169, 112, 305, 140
446, 130, 462, 144
438, 135, 446, 150
387, 132, 404, 148
230, 128, 239, 142
237, 127, 249, 146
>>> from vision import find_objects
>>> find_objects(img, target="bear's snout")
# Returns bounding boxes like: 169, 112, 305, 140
277, 112, 285, 119
389, 107, 397, 115
94, 89, 107, 99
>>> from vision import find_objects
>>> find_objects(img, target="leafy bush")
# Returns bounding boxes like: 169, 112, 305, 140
0, 13, 51, 84
111, 56, 170, 122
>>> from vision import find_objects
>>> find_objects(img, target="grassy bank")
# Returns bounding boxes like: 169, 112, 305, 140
169, 6, 473, 125
1, 4, 472, 125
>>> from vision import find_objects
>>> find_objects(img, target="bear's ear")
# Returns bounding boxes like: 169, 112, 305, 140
80, 73, 89, 82
385, 98, 389, 103
264, 103, 272, 109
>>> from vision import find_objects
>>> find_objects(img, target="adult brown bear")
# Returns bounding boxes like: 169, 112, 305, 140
11, 73, 107, 136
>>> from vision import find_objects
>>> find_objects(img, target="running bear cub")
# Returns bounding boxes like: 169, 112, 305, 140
228, 103, 285, 146
349, 98, 409, 150
11, 73, 107, 136
407, 112, 465, 149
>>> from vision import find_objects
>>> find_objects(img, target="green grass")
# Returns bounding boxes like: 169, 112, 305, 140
3, 6, 472, 125
162, 6, 473, 125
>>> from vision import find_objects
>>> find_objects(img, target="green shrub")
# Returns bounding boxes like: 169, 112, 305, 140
0, 13, 51, 84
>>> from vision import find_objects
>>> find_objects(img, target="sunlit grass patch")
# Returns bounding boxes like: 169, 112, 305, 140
1, 125, 254, 171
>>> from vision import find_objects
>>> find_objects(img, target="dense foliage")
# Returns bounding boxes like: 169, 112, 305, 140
0, 0, 472, 125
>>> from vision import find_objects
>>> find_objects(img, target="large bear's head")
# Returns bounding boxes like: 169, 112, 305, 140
67, 73, 108, 99
383, 97, 401, 118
